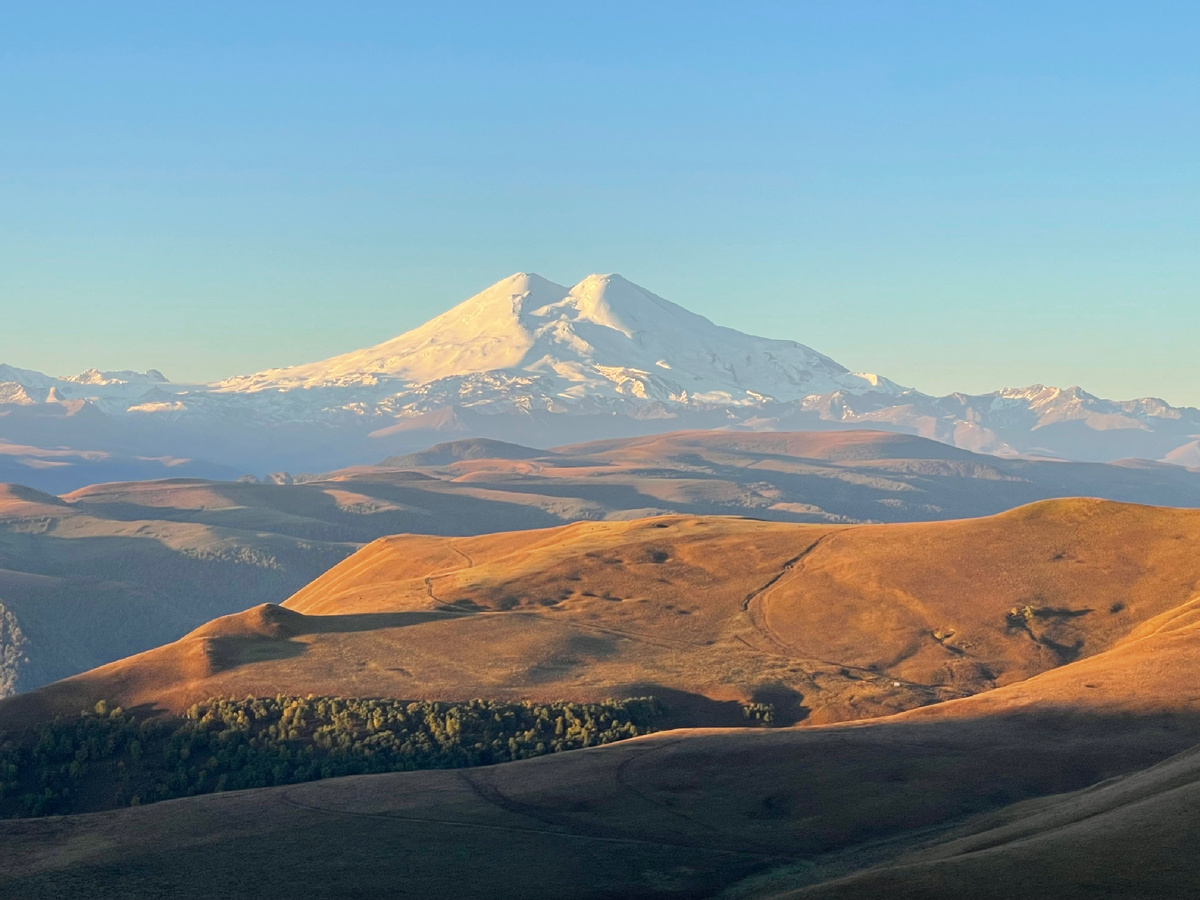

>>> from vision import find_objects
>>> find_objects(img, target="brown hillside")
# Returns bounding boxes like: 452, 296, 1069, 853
3, 589, 1199, 900
6, 428, 1199, 694
0, 480, 356, 694
770, 606, 1200, 899
783, 744, 1200, 900
6, 499, 1198, 731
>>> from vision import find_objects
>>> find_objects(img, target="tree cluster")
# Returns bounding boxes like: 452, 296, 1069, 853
741, 702, 776, 725
0, 695, 664, 818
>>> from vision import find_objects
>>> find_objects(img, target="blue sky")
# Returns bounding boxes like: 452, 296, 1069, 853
2, 2, 1197, 404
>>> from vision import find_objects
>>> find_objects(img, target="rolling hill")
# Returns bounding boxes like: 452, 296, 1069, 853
5, 498, 1198, 734
1, 544, 1198, 898
3, 429, 1200, 698
0, 439, 239, 495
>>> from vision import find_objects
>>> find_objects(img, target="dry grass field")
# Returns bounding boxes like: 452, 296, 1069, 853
2, 486, 1199, 897
4, 428, 1198, 695
5, 497, 1197, 733
2, 595, 1198, 899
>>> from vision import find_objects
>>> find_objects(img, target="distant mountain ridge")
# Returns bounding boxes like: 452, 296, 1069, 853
380, 438, 550, 468
1, 272, 1197, 482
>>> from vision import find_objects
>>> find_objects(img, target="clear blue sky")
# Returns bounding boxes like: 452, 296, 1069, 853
2, 2, 1197, 404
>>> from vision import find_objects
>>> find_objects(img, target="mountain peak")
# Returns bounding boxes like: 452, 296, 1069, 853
571, 272, 626, 288
4, 269, 1196, 469
445, 272, 568, 320
568, 272, 651, 298
494, 271, 561, 291
215, 271, 894, 405
62, 368, 169, 386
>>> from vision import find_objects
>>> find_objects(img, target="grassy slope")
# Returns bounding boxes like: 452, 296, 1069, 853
5, 498, 1197, 733
2, 597, 1198, 899
781, 745, 1200, 900
774, 601, 1200, 898
1, 497, 1199, 896
4, 428, 1199, 693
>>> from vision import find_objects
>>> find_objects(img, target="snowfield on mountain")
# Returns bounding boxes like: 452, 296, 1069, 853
2, 273, 1197, 482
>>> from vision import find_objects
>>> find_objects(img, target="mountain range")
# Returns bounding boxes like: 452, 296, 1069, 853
2, 273, 1197, 490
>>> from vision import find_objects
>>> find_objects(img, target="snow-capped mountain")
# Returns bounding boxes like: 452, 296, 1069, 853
61, 368, 167, 386
1, 272, 1197, 485
215, 273, 902, 409
0, 364, 168, 401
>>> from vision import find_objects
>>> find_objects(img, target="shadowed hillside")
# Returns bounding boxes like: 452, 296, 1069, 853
0, 484, 356, 695
781, 743, 1200, 900
2, 579, 1199, 899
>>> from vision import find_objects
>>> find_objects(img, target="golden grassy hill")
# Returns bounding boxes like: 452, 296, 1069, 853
6, 498, 1198, 734
5, 428, 1199, 695
3, 580, 1199, 899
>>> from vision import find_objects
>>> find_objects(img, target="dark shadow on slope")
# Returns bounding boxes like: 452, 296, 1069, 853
750, 682, 809, 725
297, 609, 477, 634
610, 683, 754, 728
207, 635, 309, 671
5, 708, 1200, 900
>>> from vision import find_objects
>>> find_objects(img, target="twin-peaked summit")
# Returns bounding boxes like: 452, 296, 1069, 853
219, 272, 898, 405
1, 271, 1197, 481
